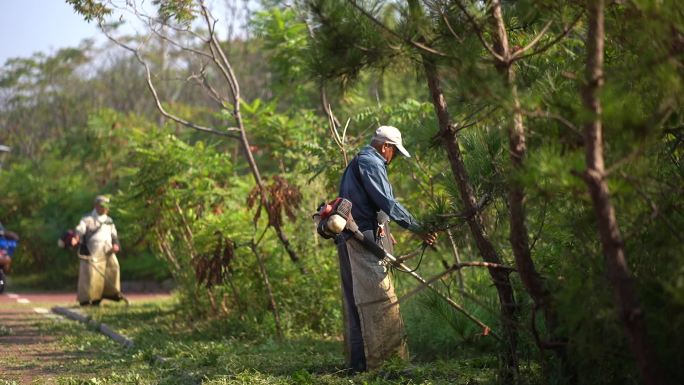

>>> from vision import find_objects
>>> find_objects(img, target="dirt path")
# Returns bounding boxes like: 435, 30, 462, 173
0, 304, 82, 384
0, 291, 169, 384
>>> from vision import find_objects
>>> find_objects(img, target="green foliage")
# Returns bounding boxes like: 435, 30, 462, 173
251, 7, 309, 88
0, 110, 138, 282
1, 0, 681, 383
66, 0, 112, 22
301, 1, 684, 383
306, 0, 404, 87
153, 0, 198, 24
404, 279, 499, 360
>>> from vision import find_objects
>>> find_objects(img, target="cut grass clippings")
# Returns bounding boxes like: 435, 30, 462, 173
36, 296, 501, 384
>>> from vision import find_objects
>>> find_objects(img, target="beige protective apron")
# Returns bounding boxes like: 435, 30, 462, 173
77, 242, 121, 303
345, 226, 408, 369
76, 212, 121, 303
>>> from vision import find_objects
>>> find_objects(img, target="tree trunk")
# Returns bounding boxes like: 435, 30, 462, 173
489, 0, 559, 347
582, 2, 663, 384
421, 57, 518, 380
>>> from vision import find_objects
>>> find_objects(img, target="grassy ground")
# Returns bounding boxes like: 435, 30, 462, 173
19, 296, 504, 385
0, 301, 104, 385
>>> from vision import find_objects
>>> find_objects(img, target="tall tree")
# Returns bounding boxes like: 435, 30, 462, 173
452, 0, 581, 355
580, 1, 664, 383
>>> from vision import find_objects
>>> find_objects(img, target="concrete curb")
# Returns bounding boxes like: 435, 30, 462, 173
51, 306, 135, 348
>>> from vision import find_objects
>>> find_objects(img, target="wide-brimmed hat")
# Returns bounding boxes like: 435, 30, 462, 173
373, 125, 410, 157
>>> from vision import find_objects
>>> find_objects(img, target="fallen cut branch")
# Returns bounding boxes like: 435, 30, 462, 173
52, 306, 134, 348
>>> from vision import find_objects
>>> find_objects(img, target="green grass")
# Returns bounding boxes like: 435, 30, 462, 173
29, 297, 506, 385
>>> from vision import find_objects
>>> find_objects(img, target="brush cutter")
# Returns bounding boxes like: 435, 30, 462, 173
313, 198, 499, 340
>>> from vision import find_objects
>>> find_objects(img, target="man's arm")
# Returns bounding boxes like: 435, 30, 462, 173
74, 217, 88, 237
111, 222, 120, 253
72, 217, 89, 247
359, 158, 422, 232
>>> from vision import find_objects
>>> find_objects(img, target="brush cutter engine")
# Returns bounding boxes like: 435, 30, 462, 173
313, 198, 353, 239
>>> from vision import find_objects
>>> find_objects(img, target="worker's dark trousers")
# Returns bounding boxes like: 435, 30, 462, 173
336, 237, 366, 372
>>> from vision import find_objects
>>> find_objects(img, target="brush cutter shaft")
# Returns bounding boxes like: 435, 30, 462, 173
348, 225, 499, 340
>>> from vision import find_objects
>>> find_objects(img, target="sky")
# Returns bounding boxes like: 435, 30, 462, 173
0, 0, 252, 66
0, 0, 102, 65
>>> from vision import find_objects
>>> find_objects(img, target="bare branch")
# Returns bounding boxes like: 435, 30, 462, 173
395, 247, 424, 263
436, 193, 491, 220
521, 108, 582, 137
127, 2, 214, 59
325, 103, 349, 165
198, 1, 305, 271
326, 104, 343, 147
511, 13, 583, 62
148, 24, 214, 59
606, 105, 673, 176
99, 24, 239, 139
440, 10, 463, 43
605, 146, 644, 177
187, 65, 226, 109
529, 200, 548, 252
619, 171, 684, 243
341, 118, 350, 145
320, 86, 341, 128
453, 1, 505, 62
201, 5, 240, 103
446, 228, 465, 289
514, 20, 553, 57
453, 105, 500, 134
346, 0, 451, 58
395, 260, 515, 306
319, 81, 349, 165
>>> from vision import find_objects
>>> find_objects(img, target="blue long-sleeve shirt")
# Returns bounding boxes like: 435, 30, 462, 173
338, 145, 422, 233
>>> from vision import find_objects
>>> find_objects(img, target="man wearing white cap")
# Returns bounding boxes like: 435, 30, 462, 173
72, 195, 126, 305
336, 125, 437, 372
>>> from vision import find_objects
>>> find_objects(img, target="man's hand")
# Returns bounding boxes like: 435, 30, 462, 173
419, 231, 438, 246
71, 235, 80, 247
112, 244, 120, 254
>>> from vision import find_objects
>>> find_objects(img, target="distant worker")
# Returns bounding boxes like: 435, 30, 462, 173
71, 195, 127, 306
336, 126, 437, 372
0, 221, 19, 294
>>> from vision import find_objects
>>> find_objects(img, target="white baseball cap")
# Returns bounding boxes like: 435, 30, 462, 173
373, 125, 410, 158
